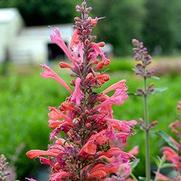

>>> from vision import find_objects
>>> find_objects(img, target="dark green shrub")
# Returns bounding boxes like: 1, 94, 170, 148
143, 0, 181, 54
91, 0, 145, 56
0, 0, 75, 26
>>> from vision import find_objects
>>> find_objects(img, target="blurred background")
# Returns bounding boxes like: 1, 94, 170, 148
0, 0, 181, 180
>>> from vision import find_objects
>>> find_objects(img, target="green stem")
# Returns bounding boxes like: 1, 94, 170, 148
143, 77, 151, 181
154, 156, 165, 181
131, 173, 138, 181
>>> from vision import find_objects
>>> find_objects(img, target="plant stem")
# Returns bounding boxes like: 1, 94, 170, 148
154, 156, 165, 181
131, 173, 139, 181
143, 77, 151, 181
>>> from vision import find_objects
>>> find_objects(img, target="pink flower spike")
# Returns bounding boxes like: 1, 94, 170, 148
103, 80, 126, 94
27, 2, 137, 180
50, 28, 75, 63
71, 77, 83, 105
40, 64, 72, 93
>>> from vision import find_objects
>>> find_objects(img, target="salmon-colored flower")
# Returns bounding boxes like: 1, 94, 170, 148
79, 130, 109, 155
40, 64, 72, 93
103, 80, 126, 94
90, 17, 99, 26
59, 62, 72, 69
158, 119, 181, 181
71, 77, 83, 105
129, 146, 139, 156
96, 80, 128, 110
80, 141, 97, 155
106, 118, 137, 133
26, 150, 58, 159
50, 28, 75, 63
69, 29, 80, 48
88, 42, 110, 70
163, 147, 181, 170
88, 164, 107, 179
96, 73, 110, 85
48, 107, 71, 121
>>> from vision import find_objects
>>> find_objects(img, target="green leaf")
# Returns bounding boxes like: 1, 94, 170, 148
161, 163, 174, 169
138, 177, 154, 181
154, 156, 162, 167
131, 158, 140, 170
138, 176, 146, 181
157, 131, 178, 151
154, 87, 168, 93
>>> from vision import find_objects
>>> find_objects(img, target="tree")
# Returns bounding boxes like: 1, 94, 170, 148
143, 0, 180, 54
0, 0, 75, 26
91, 0, 145, 56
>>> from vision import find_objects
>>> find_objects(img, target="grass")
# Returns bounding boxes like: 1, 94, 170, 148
0, 60, 181, 178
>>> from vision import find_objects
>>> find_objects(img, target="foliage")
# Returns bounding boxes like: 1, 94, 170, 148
91, 0, 145, 56
0, 0, 75, 26
143, 0, 181, 55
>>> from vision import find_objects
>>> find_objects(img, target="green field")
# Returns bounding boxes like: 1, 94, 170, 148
0, 59, 181, 178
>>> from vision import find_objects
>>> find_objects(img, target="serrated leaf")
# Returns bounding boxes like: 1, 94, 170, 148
153, 87, 168, 94
131, 159, 140, 170
157, 131, 178, 151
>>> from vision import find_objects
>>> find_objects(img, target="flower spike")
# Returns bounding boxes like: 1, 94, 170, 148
27, 1, 136, 180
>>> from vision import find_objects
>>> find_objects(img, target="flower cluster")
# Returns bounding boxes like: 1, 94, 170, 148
26, 1, 136, 180
156, 102, 181, 181
132, 39, 155, 97
161, 126, 181, 180
132, 39, 153, 78
0, 154, 10, 181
